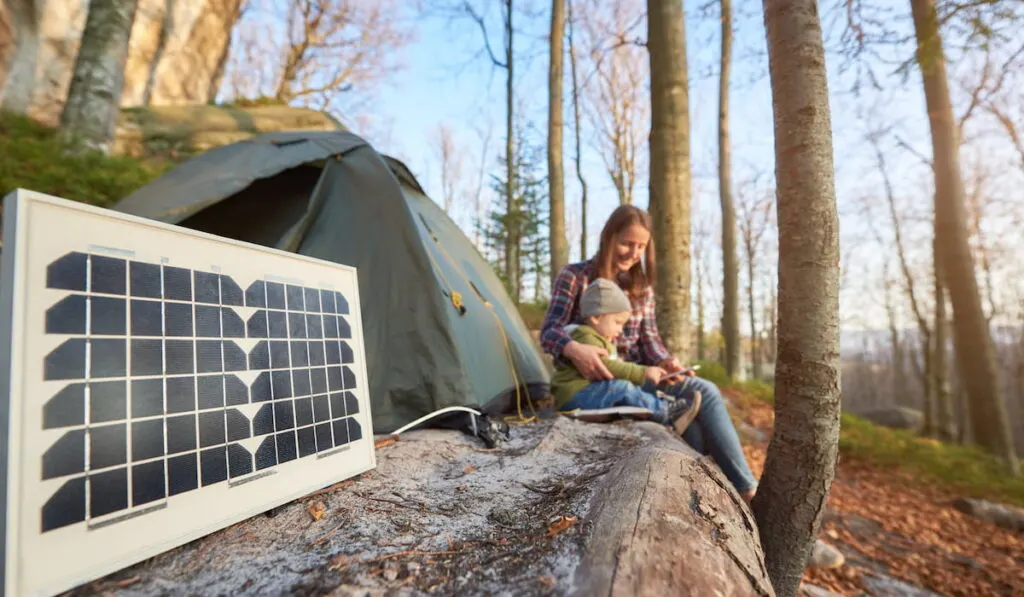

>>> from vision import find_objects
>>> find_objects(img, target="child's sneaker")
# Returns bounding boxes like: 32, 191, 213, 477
666, 390, 701, 434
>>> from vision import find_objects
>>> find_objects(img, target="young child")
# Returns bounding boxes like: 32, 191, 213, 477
550, 277, 701, 433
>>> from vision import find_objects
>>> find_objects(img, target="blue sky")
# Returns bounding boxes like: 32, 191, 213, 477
352, 0, 937, 330
227, 0, 1023, 334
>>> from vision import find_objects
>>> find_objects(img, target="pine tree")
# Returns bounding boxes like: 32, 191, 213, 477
482, 122, 549, 303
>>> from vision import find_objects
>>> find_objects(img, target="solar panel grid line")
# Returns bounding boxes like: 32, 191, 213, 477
160, 260, 171, 521
82, 256, 93, 527
263, 279, 281, 470
121, 255, 135, 522
217, 273, 231, 485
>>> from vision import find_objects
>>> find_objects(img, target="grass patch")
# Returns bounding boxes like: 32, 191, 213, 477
730, 378, 774, 404
728, 377, 1024, 507
692, 359, 731, 387
0, 112, 171, 206
838, 412, 1024, 508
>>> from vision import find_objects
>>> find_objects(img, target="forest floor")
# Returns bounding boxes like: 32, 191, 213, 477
726, 388, 1024, 597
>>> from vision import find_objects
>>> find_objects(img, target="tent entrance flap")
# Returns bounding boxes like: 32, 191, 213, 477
178, 164, 322, 248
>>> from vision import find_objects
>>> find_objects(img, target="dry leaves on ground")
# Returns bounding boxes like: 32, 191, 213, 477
736, 396, 1024, 597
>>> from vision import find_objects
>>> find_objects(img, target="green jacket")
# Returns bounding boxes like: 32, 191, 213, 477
550, 325, 648, 409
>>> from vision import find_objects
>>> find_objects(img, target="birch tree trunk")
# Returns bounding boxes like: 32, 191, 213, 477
548, 0, 568, 283
909, 0, 1019, 475
719, 0, 741, 379
752, 1, 842, 595
646, 0, 691, 358
59, 0, 140, 153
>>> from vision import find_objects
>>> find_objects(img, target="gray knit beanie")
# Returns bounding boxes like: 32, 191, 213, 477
580, 278, 632, 318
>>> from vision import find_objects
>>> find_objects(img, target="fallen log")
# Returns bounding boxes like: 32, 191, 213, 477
63, 418, 775, 596
572, 422, 775, 597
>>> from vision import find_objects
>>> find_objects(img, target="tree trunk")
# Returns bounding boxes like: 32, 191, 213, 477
766, 287, 777, 367
921, 336, 935, 435
696, 252, 707, 362
871, 129, 933, 409
141, 0, 174, 105
719, 0, 740, 379
547, 0, 568, 284
909, 0, 1019, 474
59, 0, 140, 153
933, 255, 955, 441
883, 272, 907, 404
646, 0, 692, 359
0, 0, 41, 114
752, 1, 842, 596
206, 0, 246, 103
504, 0, 519, 302
747, 254, 761, 379
567, 0, 588, 260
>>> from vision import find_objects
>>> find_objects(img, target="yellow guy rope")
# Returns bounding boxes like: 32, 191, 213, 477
421, 222, 536, 425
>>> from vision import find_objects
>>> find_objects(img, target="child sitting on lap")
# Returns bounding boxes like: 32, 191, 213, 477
551, 278, 701, 432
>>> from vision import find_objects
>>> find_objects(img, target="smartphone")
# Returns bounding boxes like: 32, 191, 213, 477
659, 364, 700, 383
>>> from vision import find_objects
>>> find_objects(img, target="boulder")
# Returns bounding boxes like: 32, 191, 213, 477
113, 103, 344, 159
806, 539, 845, 569
951, 497, 1024, 532
860, 406, 923, 432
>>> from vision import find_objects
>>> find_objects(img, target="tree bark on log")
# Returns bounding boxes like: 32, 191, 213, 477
572, 424, 774, 597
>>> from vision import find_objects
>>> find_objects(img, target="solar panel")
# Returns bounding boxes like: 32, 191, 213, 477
0, 189, 377, 597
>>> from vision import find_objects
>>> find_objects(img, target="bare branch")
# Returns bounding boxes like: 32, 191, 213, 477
460, 0, 508, 69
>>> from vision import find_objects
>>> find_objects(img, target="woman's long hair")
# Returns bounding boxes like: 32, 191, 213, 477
594, 205, 656, 301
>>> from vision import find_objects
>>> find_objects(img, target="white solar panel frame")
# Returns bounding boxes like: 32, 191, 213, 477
0, 189, 377, 597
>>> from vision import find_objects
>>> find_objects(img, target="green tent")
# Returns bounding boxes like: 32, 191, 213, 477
113, 130, 551, 439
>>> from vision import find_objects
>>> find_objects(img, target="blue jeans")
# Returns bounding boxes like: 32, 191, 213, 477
646, 376, 758, 494
562, 377, 758, 494
561, 379, 669, 422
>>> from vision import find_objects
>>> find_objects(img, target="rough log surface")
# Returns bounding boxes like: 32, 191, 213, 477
572, 423, 774, 597
62, 417, 770, 597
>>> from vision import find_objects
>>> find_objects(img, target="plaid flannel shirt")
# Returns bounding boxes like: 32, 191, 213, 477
539, 260, 672, 367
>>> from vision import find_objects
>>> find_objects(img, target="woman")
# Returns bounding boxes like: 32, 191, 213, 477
540, 204, 758, 503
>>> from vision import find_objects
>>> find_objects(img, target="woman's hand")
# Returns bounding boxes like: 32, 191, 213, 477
659, 356, 683, 373
563, 341, 614, 381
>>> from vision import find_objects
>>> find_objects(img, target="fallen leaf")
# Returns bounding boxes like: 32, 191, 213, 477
538, 576, 556, 588
308, 501, 326, 521
374, 436, 399, 449
545, 515, 577, 537
463, 465, 477, 474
